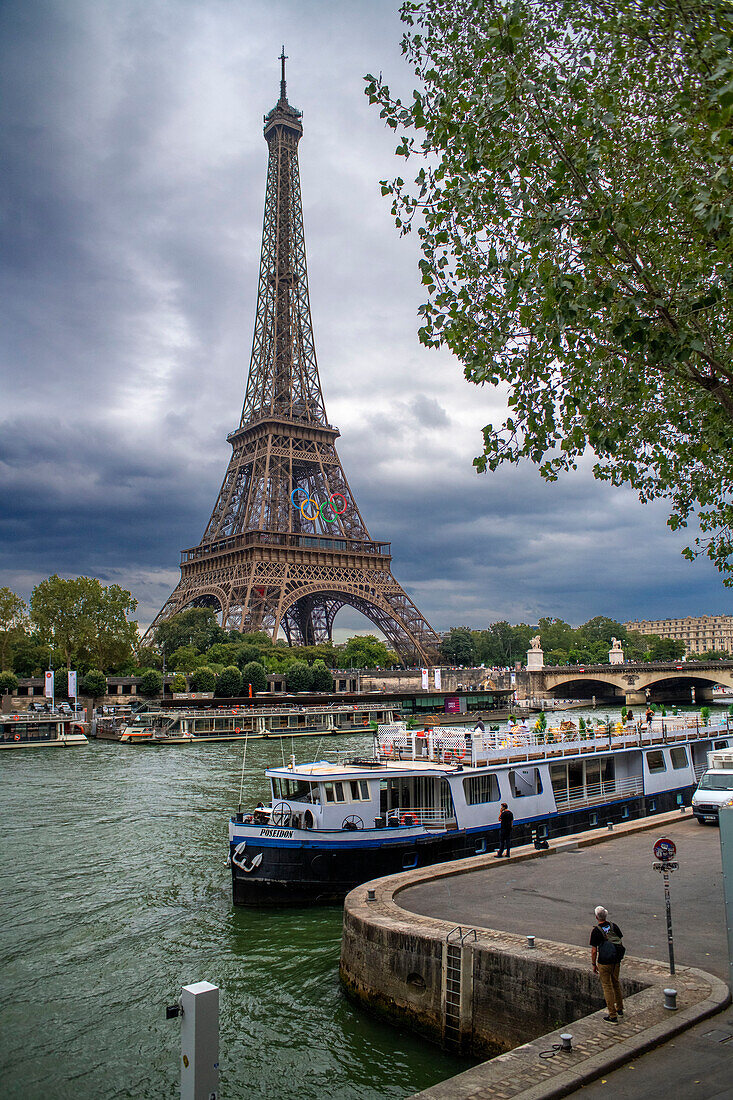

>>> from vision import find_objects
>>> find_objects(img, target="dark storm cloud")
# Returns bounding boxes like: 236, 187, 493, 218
1, 0, 728, 632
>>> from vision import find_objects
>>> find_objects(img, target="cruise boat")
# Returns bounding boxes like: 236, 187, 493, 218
0, 712, 88, 748
228, 715, 732, 906
105, 701, 403, 744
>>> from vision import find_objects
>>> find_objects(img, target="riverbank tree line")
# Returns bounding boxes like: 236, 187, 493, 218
0, 580, 397, 698
438, 616, 722, 667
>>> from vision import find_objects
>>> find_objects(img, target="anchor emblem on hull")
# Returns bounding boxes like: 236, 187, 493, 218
231, 841, 263, 873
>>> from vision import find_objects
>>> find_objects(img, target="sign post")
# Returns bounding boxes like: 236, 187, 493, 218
653, 837, 678, 975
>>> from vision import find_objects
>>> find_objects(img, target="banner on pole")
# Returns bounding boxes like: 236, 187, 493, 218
434, 668, 442, 690
68, 670, 77, 698
421, 668, 429, 690
44, 671, 54, 698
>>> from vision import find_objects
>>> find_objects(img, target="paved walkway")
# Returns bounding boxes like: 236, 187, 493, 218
401, 816, 728, 980
395, 813, 732, 1099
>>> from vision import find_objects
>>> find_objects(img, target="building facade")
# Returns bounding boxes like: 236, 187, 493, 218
623, 615, 733, 656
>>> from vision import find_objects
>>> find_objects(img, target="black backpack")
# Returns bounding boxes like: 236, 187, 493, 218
598, 923, 626, 964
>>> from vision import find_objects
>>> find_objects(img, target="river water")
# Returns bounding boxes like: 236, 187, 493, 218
0, 733, 469, 1100
1, 702, 724, 1098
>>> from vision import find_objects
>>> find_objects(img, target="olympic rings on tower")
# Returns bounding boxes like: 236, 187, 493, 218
290, 489, 349, 523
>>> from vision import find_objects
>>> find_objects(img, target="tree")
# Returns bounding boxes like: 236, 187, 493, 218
234, 645, 267, 669
440, 627, 478, 665
10, 635, 49, 677
577, 617, 627, 649
153, 608, 228, 659
475, 621, 535, 665
241, 661, 267, 694
646, 636, 686, 660
80, 670, 107, 701
170, 645, 203, 673
340, 634, 393, 669
190, 666, 216, 693
0, 670, 18, 695
30, 575, 138, 671
311, 659, 334, 692
0, 587, 28, 669
216, 666, 242, 697
285, 660, 313, 692
171, 673, 187, 692
139, 668, 163, 697
368, 0, 733, 582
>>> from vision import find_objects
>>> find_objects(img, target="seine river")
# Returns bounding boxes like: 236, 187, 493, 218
1, 702, 719, 1098
0, 733, 470, 1100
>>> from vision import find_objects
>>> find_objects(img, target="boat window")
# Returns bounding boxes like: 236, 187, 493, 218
323, 781, 346, 803
195, 718, 213, 733
670, 747, 688, 770
271, 777, 320, 803
349, 779, 371, 801
508, 768, 543, 797
714, 740, 729, 750
550, 763, 568, 800
463, 774, 500, 805
646, 750, 666, 774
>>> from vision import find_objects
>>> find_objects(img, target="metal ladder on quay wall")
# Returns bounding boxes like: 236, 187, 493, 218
443, 926, 476, 1050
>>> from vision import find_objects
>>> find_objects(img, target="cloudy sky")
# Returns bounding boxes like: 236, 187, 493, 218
1, 0, 729, 640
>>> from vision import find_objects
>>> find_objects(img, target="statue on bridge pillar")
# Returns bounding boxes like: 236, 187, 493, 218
527, 635, 544, 671
609, 637, 624, 665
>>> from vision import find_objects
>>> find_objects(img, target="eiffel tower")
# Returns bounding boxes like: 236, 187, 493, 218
149, 54, 441, 665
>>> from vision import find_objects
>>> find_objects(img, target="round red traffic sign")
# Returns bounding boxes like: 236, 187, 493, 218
654, 837, 676, 861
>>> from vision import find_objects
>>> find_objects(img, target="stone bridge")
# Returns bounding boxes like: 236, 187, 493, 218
491, 661, 733, 706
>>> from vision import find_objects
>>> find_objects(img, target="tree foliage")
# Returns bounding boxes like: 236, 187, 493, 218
285, 660, 313, 693
367, 0, 733, 581
139, 668, 164, 697
216, 665, 242, 697
0, 587, 28, 670
80, 670, 107, 699
0, 670, 18, 694
440, 626, 478, 664
340, 635, 394, 669
153, 609, 228, 659
190, 665, 216, 693
310, 659, 335, 691
30, 575, 138, 671
241, 661, 268, 694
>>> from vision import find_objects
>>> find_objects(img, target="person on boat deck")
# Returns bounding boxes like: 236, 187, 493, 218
590, 905, 625, 1023
495, 803, 514, 858
474, 717, 485, 733
626, 709, 635, 725
645, 706, 654, 730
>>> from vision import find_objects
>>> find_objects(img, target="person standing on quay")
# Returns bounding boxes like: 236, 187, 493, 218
495, 802, 514, 858
590, 905, 625, 1022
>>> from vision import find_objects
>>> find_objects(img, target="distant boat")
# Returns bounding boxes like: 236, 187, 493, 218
227, 714, 732, 906
98, 701, 404, 744
0, 712, 88, 748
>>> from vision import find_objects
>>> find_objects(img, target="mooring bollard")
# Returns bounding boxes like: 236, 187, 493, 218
560, 1033, 573, 1051
167, 981, 219, 1100
664, 988, 678, 1011
526, 935, 535, 948
366, 888, 376, 902
607, 821, 614, 831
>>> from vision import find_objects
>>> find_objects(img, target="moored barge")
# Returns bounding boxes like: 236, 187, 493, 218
228, 715, 732, 906
100, 701, 403, 744
0, 712, 88, 748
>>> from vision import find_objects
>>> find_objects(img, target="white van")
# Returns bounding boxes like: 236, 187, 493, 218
692, 749, 733, 824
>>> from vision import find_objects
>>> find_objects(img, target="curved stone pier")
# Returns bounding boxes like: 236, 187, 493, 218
340, 811, 730, 1098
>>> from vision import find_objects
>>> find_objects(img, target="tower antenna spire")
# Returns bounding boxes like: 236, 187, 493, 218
279, 45, 288, 102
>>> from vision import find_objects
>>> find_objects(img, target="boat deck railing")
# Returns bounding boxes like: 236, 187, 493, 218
554, 775, 644, 810
375, 716, 731, 768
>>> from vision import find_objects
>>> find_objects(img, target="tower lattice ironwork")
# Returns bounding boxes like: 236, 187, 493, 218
149, 55, 441, 665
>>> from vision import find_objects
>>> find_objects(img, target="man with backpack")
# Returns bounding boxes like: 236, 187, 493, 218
589, 905, 626, 1022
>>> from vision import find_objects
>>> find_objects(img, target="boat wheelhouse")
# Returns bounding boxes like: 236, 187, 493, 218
108, 701, 403, 744
228, 714, 732, 906
0, 713, 88, 749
